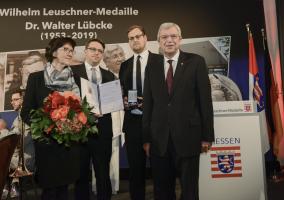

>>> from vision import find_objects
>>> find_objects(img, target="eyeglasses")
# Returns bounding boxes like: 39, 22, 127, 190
110, 52, 125, 60
128, 34, 144, 41
86, 47, 104, 54
58, 47, 75, 55
11, 98, 21, 103
160, 34, 180, 41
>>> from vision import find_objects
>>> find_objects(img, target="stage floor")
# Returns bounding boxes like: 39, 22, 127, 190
12, 175, 284, 200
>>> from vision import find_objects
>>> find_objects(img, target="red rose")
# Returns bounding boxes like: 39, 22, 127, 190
66, 98, 81, 112
50, 105, 70, 121
77, 112, 87, 125
63, 91, 81, 102
51, 91, 65, 109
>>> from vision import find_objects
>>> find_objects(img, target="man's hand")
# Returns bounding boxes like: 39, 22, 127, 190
124, 96, 144, 110
94, 113, 103, 118
201, 141, 212, 153
143, 143, 150, 157
123, 97, 130, 110
137, 96, 143, 108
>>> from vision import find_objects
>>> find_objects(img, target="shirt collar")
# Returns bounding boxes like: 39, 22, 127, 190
134, 49, 149, 60
85, 61, 100, 71
164, 49, 180, 63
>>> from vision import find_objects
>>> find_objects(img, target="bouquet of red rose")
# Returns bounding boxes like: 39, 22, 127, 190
30, 91, 97, 146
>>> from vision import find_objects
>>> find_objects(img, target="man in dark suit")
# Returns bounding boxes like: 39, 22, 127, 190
119, 25, 161, 200
71, 39, 115, 200
142, 22, 215, 200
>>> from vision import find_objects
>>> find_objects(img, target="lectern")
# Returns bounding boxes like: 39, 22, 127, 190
199, 111, 268, 200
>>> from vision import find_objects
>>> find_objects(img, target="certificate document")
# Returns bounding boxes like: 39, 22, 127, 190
81, 78, 124, 115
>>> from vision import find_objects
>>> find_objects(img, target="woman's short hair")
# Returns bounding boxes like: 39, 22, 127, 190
45, 37, 76, 62
103, 44, 125, 63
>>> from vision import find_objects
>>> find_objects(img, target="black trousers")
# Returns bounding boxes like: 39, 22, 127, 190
124, 114, 146, 200
74, 136, 112, 200
41, 185, 68, 200
151, 136, 200, 200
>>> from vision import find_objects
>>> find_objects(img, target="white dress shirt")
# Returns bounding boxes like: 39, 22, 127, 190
164, 50, 180, 79
132, 50, 149, 91
85, 61, 102, 84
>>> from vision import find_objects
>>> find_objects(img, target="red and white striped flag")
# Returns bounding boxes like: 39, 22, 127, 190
248, 33, 264, 109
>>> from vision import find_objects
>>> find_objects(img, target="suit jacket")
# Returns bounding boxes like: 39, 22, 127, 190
20, 71, 80, 188
119, 51, 162, 99
119, 51, 162, 133
21, 71, 51, 125
142, 51, 214, 157
71, 64, 115, 139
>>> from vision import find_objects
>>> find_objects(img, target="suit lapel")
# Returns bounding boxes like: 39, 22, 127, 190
39, 71, 52, 96
158, 57, 169, 98
100, 67, 107, 83
172, 52, 187, 97
127, 56, 134, 89
76, 64, 88, 80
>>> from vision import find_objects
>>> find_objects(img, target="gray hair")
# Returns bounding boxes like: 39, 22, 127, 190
103, 44, 125, 63
157, 22, 182, 41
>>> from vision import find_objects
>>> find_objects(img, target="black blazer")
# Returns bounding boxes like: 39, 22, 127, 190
142, 51, 214, 157
21, 71, 51, 125
20, 70, 80, 188
119, 51, 162, 98
119, 52, 162, 133
71, 64, 115, 139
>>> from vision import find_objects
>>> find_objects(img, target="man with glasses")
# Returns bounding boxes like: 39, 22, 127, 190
4, 51, 45, 110
10, 89, 35, 172
119, 25, 161, 200
71, 39, 115, 200
2, 89, 35, 199
142, 22, 214, 200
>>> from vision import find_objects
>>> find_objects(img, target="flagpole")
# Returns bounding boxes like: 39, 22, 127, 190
246, 23, 254, 101
261, 28, 266, 50
246, 23, 250, 41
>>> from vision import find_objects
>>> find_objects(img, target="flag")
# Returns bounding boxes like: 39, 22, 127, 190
263, 36, 283, 157
263, 0, 284, 161
248, 33, 264, 110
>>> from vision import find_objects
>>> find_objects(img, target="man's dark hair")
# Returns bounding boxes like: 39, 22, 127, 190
127, 25, 146, 35
11, 88, 25, 97
84, 38, 105, 50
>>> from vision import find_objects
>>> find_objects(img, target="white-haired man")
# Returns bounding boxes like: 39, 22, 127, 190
142, 22, 214, 200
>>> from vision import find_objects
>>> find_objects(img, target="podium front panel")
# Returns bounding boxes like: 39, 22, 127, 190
199, 113, 267, 200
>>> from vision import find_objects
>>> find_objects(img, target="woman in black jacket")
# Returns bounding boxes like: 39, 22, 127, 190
21, 37, 80, 200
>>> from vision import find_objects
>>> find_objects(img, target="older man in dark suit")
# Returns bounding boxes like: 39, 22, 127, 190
143, 22, 215, 200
